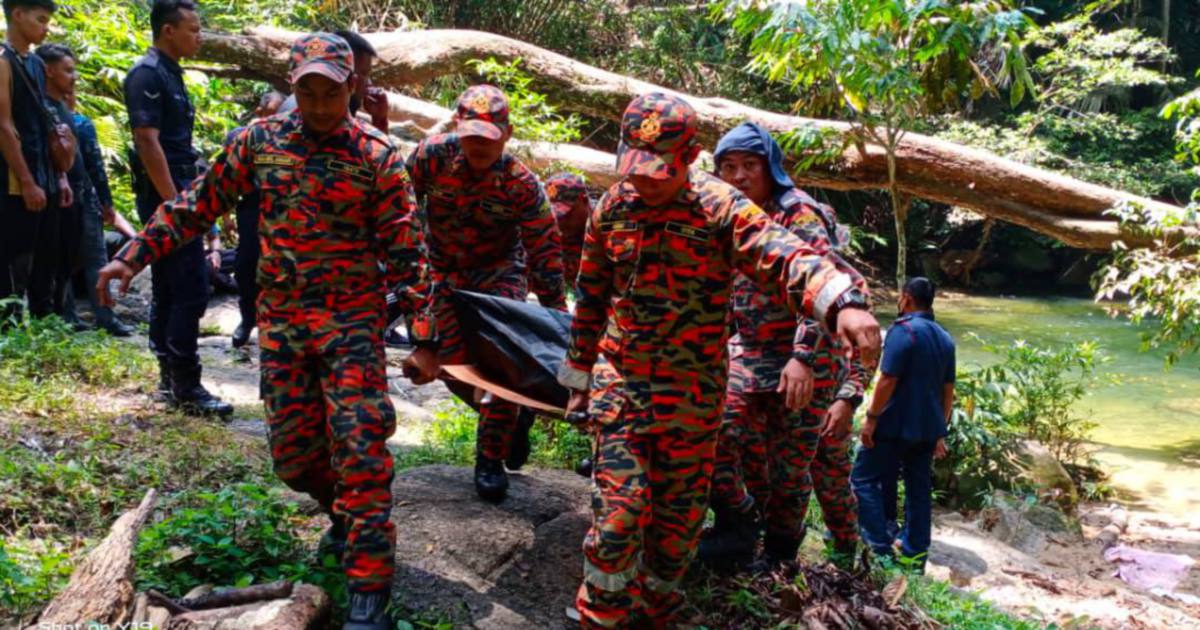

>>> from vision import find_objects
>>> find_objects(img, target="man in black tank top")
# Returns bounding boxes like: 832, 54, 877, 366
0, 0, 61, 320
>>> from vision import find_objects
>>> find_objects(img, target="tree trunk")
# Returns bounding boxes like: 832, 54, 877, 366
31, 490, 157, 628
197, 27, 1198, 251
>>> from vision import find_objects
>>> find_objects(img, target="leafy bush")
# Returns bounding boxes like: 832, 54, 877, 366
135, 484, 343, 600
939, 340, 1103, 505
0, 539, 73, 623
0, 311, 152, 386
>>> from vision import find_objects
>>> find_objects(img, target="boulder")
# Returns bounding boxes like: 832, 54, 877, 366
1014, 440, 1078, 512
390, 465, 590, 629
978, 491, 1082, 556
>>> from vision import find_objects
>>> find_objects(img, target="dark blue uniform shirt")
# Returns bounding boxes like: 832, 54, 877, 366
877, 311, 956, 443
123, 47, 197, 166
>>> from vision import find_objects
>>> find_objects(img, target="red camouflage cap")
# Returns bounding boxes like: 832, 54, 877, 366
289, 33, 355, 85
455, 85, 511, 141
545, 172, 589, 219
616, 92, 697, 180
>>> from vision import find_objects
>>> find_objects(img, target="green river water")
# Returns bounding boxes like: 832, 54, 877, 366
931, 295, 1200, 517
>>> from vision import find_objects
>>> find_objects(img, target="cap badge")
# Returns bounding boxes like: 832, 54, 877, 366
638, 112, 662, 144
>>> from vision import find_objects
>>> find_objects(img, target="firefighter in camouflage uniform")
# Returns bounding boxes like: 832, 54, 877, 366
557, 93, 881, 629
404, 84, 568, 503
546, 171, 590, 289
700, 122, 869, 573
99, 33, 437, 630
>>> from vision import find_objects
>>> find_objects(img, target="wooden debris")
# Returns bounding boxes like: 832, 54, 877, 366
31, 489, 158, 628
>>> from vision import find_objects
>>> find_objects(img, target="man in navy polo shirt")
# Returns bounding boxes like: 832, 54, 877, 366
852, 277, 955, 571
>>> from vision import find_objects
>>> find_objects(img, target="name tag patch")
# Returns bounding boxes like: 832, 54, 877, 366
666, 221, 708, 242
328, 160, 373, 182
602, 220, 639, 232
254, 153, 299, 167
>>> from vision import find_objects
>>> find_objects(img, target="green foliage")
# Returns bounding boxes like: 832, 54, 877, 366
901, 574, 1047, 629
0, 309, 153, 414
1029, 13, 1177, 114
463, 58, 584, 143
1097, 201, 1200, 368
395, 399, 590, 471
0, 538, 73, 621
135, 484, 344, 601
724, 0, 1035, 287
941, 339, 1103, 504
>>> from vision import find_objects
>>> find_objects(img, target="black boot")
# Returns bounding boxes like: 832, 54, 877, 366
474, 454, 509, 503
99, 319, 134, 338
751, 532, 802, 573
343, 588, 392, 630
231, 321, 252, 348
505, 408, 536, 471
153, 358, 174, 403
697, 506, 760, 571
171, 363, 234, 418
575, 457, 593, 478
317, 513, 347, 563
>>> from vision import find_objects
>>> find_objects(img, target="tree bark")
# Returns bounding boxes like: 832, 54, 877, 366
198, 27, 1197, 251
31, 490, 158, 628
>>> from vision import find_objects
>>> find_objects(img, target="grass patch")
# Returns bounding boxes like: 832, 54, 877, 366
395, 399, 591, 471
902, 575, 1050, 629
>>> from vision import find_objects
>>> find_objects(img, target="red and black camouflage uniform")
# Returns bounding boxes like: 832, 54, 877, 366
406, 85, 567, 464
713, 187, 867, 555
546, 172, 590, 288
113, 34, 435, 595
557, 93, 870, 629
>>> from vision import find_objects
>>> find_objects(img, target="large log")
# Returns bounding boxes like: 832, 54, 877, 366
198, 27, 1196, 250
32, 490, 158, 628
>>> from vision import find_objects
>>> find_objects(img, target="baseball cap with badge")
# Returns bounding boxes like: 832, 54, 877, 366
454, 85, 511, 141
288, 33, 354, 85
617, 92, 698, 180
545, 172, 588, 219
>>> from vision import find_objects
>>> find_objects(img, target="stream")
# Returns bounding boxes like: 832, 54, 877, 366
931, 295, 1200, 517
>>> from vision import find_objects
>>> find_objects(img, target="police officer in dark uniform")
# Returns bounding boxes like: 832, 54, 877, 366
124, 0, 230, 416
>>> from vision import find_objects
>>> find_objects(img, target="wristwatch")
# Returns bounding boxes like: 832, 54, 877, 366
792, 349, 816, 366
825, 287, 870, 330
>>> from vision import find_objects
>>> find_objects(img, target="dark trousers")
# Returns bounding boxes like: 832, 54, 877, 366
233, 195, 259, 326
66, 205, 118, 327
0, 194, 42, 320
30, 202, 82, 319
851, 437, 935, 560
137, 177, 207, 368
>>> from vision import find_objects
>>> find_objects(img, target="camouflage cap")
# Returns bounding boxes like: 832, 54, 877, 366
289, 33, 354, 85
545, 172, 589, 219
454, 85, 511, 141
616, 92, 697, 180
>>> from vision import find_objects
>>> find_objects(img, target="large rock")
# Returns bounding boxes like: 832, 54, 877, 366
978, 491, 1082, 556
391, 465, 590, 629
1014, 440, 1078, 511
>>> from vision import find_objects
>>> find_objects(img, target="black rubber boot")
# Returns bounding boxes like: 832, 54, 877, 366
697, 506, 759, 571
99, 319, 134, 338
474, 454, 509, 503
574, 457, 593, 478
231, 321, 252, 348
751, 532, 802, 573
343, 588, 392, 630
171, 364, 234, 418
505, 408, 536, 471
317, 513, 347, 563
153, 358, 174, 403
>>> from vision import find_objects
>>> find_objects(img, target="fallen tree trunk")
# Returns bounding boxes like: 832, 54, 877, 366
31, 489, 158, 628
199, 27, 1196, 250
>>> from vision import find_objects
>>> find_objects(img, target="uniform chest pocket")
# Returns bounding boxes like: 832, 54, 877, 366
602, 221, 641, 293
664, 221, 713, 266
254, 155, 301, 202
